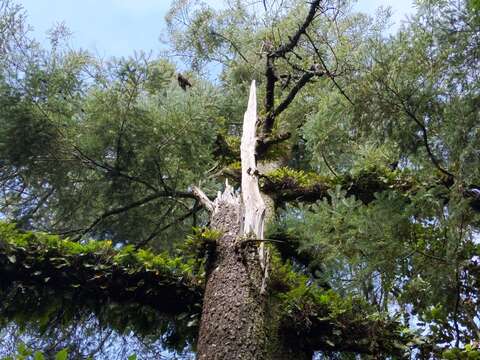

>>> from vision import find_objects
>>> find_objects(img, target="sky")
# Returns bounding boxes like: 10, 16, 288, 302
18, 0, 416, 59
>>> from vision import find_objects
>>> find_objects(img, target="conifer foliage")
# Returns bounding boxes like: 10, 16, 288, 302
0, 0, 479, 358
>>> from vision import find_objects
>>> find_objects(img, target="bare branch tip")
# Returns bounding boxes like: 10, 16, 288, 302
192, 186, 214, 212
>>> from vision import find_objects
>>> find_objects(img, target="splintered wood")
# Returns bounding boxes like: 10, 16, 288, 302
240, 81, 268, 291
240, 80, 266, 240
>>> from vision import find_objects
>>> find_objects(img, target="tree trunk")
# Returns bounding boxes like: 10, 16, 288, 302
196, 82, 311, 359
197, 186, 268, 359
196, 185, 312, 359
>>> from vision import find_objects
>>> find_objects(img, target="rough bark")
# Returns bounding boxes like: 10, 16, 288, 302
197, 82, 269, 359
196, 185, 309, 359
196, 185, 268, 359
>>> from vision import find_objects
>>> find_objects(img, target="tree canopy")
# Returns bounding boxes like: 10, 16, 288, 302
0, 0, 479, 358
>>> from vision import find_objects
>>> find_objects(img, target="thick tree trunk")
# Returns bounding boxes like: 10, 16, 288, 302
196, 186, 312, 359
196, 81, 311, 359
197, 187, 268, 359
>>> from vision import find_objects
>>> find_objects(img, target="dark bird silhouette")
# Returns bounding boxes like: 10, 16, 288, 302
388, 161, 399, 171
177, 73, 192, 91
465, 185, 480, 212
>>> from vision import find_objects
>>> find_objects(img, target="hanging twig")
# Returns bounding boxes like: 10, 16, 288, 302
303, 30, 354, 106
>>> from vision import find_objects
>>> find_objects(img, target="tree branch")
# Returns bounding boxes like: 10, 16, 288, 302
209, 30, 249, 63
321, 150, 338, 178
262, 0, 324, 136
273, 71, 318, 119
403, 105, 454, 180
73, 190, 197, 241
72, 145, 160, 193
271, 0, 323, 59
0, 227, 203, 318
281, 307, 413, 356
260, 166, 467, 211
262, 70, 320, 138
264, 55, 277, 123
135, 204, 202, 249
192, 186, 214, 212
256, 132, 292, 155
303, 30, 354, 106
17, 187, 55, 225
385, 85, 454, 181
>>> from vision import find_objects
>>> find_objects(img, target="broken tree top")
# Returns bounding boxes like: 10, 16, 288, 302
241, 80, 266, 240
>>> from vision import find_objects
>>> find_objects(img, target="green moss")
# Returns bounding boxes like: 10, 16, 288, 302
262, 142, 290, 161
0, 222, 202, 352
268, 248, 308, 293
181, 227, 221, 257
443, 346, 480, 359
177, 227, 222, 279
347, 164, 400, 185
0, 223, 110, 254
213, 133, 241, 164
0, 222, 193, 276
224, 135, 241, 152
265, 167, 333, 189
267, 248, 413, 355
265, 165, 412, 191
262, 166, 415, 206
269, 250, 364, 322
228, 161, 241, 171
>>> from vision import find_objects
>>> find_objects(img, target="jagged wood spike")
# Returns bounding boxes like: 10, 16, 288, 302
240, 80, 266, 240
240, 81, 268, 288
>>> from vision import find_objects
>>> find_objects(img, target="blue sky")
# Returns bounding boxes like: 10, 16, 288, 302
19, 0, 416, 58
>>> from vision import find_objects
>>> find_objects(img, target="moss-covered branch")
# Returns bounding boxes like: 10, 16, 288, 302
281, 290, 416, 357
269, 257, 417, 357
265, 253, 418, 357
261, 166, 413, 204
260, 166, 477, 213
0, 223, 203, 348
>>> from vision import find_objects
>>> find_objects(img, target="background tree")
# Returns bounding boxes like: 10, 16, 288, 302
0, 0, 479, 358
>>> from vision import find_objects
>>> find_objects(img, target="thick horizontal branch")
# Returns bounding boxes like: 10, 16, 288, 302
280, 300, 413, 356
0, 225, 203, 320
260, 167, 480, 214
271, 259, 416, 357
261, 167, 401, 204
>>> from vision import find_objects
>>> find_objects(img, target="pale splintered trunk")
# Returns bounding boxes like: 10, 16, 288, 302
197, 82, 267, 359
196, 82, 311, 359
